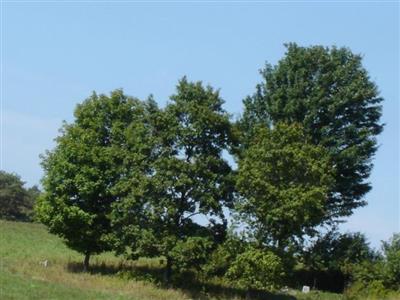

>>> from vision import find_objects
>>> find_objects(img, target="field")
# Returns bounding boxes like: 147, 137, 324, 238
0, 220, 345, 300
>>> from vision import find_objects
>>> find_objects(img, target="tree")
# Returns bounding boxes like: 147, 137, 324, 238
36, 90, 153, 271
110, 78, 235, 281
0, 170, 38, 221
241, 43, 383, 222
304, 231, 378, 273
301, 230, 378, 291
348, 234, 400, 293
236, 123, 333, 249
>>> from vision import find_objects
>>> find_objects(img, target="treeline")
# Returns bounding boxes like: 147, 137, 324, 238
33, 44, 397, 296
0, 170, 40, 222
296, 231, 400, 298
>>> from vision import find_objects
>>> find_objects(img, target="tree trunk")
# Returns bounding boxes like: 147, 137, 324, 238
164, 256, 172, 285
83, 252, 90, 272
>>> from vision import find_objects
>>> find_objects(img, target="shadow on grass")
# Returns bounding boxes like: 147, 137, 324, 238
66, 261, 296, 300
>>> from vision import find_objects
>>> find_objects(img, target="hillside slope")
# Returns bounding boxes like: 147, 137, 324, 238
0, 221, 190, 300
0, 221, 344, 300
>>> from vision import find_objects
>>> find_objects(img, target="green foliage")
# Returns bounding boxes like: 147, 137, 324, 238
170, 236, 214, 271
226, 247, 285, 290
236, 123, 333, 247
303, 231, 378, 273
294, 231, 378, 292
0, 170, 39, 221
110, 78, 235, 278
203, 232, 247, 277
241, 43, 383, 222
33, 47, 385, 293
345, 280, 389, 300
36, 90, 152, 262
382, 234, 400, 289
350, 260, 385, 286
345, 233, 400, 298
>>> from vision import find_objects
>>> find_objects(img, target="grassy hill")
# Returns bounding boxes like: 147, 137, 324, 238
0, 220, 344, 300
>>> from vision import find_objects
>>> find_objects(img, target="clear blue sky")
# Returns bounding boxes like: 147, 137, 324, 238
2, 1, 398, 249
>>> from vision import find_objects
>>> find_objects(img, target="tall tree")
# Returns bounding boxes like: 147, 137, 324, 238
0, 171, 38, 221
36, 90, 152, 271
241, 43, 383, 222
236, 123, 333, 249
111, 78, 235, 281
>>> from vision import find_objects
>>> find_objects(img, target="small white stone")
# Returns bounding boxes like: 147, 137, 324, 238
39, 260, 49, 267
281, 286, 289, 293
302, 285, 310, 293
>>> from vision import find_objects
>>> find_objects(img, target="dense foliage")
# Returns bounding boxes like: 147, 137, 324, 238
303, 231, 378, 273
226, 247, 284, 290
236, 123, 333, 249
203, 232, 247, 277
343, 233, 400, 298
241, 43, 383, 223
295, 231, 378, 292
36, 90, 153, 270
110, 78, 234, 281
0, 170, 39, 221
382, 233, 400, 289
34, 44, 391, 297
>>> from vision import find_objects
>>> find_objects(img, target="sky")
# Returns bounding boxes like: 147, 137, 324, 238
2, 1, 399, 249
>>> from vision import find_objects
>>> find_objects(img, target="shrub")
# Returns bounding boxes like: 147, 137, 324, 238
226, 247, 285, 290
202, 234, 247, 277
345, 280, 389, 300
382, 233, 400, 290
170, 237, 214, 272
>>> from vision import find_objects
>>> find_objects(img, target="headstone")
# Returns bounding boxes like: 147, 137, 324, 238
302, 285, 310, 293
39, 260, 49, 268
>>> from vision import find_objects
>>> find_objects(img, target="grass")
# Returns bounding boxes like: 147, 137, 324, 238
0, 220, 346, 300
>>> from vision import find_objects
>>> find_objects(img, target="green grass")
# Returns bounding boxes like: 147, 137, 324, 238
0, 220, 187, 300
0, 220, 347, 300
0, 271, 128, 300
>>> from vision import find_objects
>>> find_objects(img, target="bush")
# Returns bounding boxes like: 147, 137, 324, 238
226, 247, 285, 291
202, 234, 247, 277
350, 260, 385, 286
382, 233, 400, 290
348, 234, 400, 292
344, 234, 400, 299
170, 237, 214, 272
345, 280, 390, 300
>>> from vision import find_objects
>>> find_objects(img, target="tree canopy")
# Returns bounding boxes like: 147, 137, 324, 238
0, 170, 39, 221
240, 43, 383, 222
36, 90, 153, 270
236, 123, 333, 248
34, 44, 385, 294
110, 78, 235, 281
